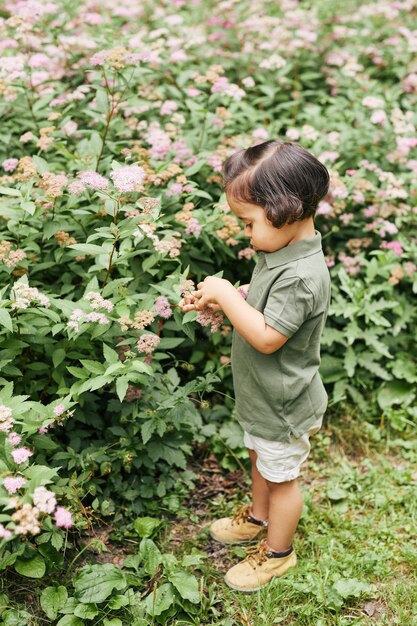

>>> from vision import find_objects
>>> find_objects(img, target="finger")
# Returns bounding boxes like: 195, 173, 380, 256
197, 282, 205, 289
193, 290, 203, 299
182, 304, 196, 312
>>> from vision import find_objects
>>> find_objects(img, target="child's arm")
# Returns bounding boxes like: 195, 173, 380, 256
194, 276, 288, 354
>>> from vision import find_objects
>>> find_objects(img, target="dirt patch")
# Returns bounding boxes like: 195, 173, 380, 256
169, 453, 249, 572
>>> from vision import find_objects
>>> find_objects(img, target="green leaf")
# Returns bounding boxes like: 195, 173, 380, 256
0, 186, 21, 197
332, 578, 371, 598
103, 619, 122, 626
158, 338, 185, 350
139, 538, 162, 576
79, 360, 105, 375
69, 243, 107, 255
168, 570, 200, 603
52, 348, 66, 368
74, 603, 98, 619
74, 564, 127, 604
56, 616, 84, 626
0, 309, 13, 332
144, 583, 174, 616
327, 487, 348, 501
134, 517, 162, 538
116, 376, 129, 402
15, 555, 46, 578
103, 343, 119, 364
40, 586, 68, 620
378, 381, 415, 410
344, 346, 356, 377
107, 595, 129, 609
185, 159, 206, 176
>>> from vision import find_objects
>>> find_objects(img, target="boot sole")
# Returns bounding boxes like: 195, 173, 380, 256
224, 554, 297, 593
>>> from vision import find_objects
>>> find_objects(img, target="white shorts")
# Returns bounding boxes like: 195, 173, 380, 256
243, 418, 322, 483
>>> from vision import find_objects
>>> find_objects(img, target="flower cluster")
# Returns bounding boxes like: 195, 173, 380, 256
76, 170, 109, 191
37, 172, 68, 198
110, 165, 146, 192
0, 240, 26, 268
138, 224, 183, 258
10, 280, 50, 309
137, 334, 161, 355
84, 291, 114, 312
154, 296, 173, 319
0, 405, 14, 433
67, 309, 109, 332
53, 231, 77, 247
196, 308, 224, 333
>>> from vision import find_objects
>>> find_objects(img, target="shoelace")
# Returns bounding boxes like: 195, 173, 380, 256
230, 504, 252, 526
243, 541, 269, 568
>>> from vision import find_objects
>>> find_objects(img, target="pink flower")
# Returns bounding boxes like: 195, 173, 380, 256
110, 165, 146, 192
155, 296, 173, 319
3, 476, 26, 494
0, 524, 12, 539
54, 404, 65, 417
137, 334, 160, 355
7, 432, 21, 446
20, 132, 34, 143
77, 171, 109, 190
169, 49, 187, 63
252, 128, 269, 140
2, 158, 19, 173
238, 247, 256, 260
187, 87, 201, 97
33, 486, 57, 514
370, 109, 387, 125
11, 447, 33, 464
54, 506, 72, 528
166, 182, 184, 196
318, 151, 339, 163
196, 308, 224, 333
380, 241, 403, 256
362, 96, 384, 109
160, 100, 178, 116
363, 205, 377, 218
61, 120, 78, 136
68, 180, 86, 195
185, 218, 202, 236
285, 128, 300, 141
404, 262, 416, 277
317, 201, 334, 216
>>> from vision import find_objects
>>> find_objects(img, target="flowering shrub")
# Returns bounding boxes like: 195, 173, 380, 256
0, 0, 416, 595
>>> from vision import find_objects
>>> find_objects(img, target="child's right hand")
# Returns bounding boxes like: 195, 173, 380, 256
179, 294, 198, 312
179, 294, 223, 313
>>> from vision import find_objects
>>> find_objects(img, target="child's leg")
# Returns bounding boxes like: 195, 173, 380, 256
248, 449, 269, 522
265, 478, 303, 552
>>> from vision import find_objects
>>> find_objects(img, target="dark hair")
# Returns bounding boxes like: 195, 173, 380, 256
222, 139, 330, 228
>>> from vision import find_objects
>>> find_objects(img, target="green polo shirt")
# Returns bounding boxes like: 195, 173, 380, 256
231, 230, 331, 443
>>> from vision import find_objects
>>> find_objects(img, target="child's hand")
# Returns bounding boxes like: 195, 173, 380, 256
179, 293, 198, 312
194, 276, 229, 309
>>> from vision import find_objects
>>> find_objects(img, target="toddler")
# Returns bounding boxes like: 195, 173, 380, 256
181, 139, 331, 592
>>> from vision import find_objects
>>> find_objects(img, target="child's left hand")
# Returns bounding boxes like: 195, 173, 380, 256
194, 276, 229, 309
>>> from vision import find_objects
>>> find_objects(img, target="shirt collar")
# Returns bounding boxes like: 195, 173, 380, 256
263, 230, 323, 269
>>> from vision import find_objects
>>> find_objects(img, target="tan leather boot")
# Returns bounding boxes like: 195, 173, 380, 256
224, 541, 297, 592
209, 504, 268, 545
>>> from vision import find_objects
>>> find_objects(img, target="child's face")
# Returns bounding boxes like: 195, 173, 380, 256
226, 196, 294, 253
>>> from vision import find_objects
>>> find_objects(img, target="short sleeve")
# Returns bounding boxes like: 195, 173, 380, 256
263, 277, 314, 338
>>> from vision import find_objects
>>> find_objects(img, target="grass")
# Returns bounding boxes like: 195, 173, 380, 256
163, 415, 417, 625
1, 416, 416, 625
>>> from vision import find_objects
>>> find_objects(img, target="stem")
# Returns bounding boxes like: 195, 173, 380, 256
101, 200, 120, 290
